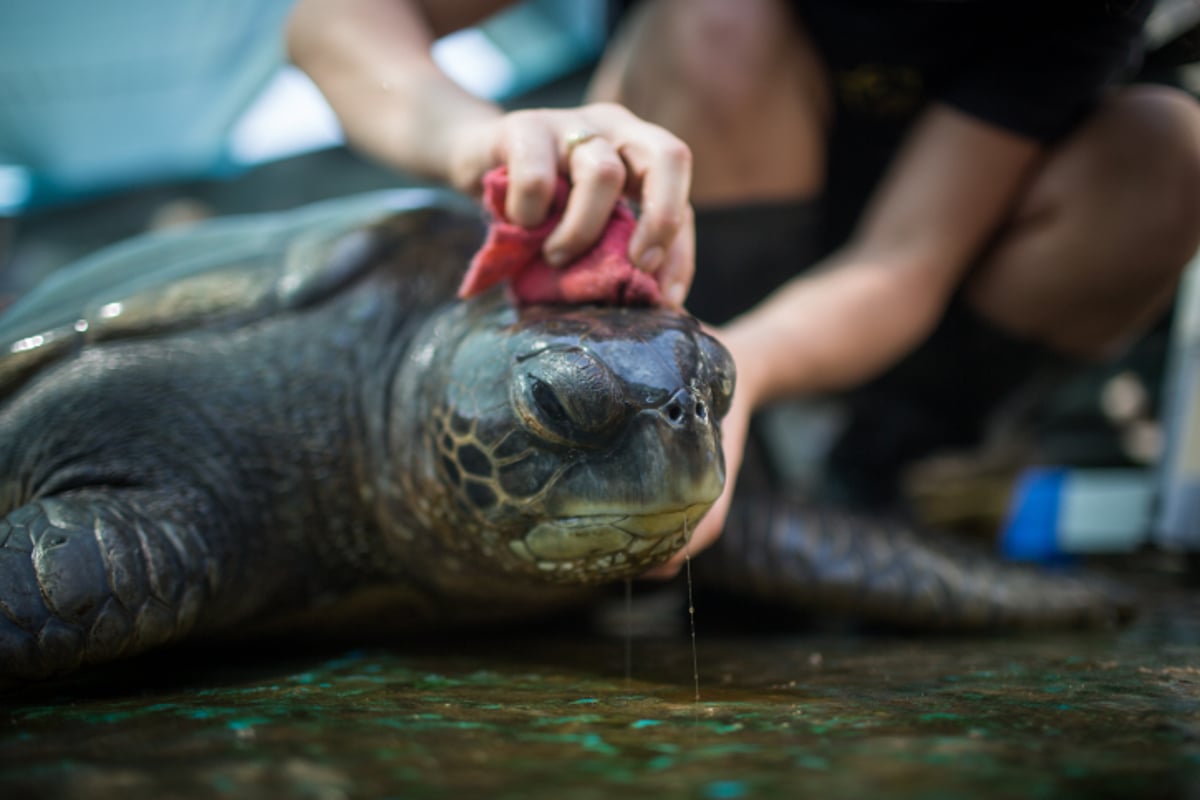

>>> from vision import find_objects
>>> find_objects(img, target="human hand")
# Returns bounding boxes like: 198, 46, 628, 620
445, 102, 695, 307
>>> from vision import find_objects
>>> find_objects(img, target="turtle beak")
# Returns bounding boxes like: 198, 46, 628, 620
505, 502, 713, 581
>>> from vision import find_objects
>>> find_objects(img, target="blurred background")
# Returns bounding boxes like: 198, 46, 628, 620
0, 0, 608, 294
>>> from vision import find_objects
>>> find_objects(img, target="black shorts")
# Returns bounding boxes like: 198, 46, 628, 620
611, 0, 1151, 252
804, 0, 1151, 249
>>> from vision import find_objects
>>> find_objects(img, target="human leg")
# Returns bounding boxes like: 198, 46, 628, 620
830, 85, 1200, 507
588, 0, 831, 205
965, 85, 1200, 360
588, 0, 834, 323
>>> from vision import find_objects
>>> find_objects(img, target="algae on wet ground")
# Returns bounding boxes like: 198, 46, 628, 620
2, 586, 1199, 800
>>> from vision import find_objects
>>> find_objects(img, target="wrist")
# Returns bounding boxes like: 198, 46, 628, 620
360, 70, 501, 190
439, 109, 504, 195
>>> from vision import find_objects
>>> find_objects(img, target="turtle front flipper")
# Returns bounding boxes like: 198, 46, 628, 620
696, 492, 1136, 631
0, 489, 223, 680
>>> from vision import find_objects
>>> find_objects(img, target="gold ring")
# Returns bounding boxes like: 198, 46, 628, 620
564, 129, 599, 159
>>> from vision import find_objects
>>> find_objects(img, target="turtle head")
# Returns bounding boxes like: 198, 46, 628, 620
398, 291, 734, 584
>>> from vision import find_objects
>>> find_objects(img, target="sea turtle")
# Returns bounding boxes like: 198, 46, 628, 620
0, 190, 1130, 680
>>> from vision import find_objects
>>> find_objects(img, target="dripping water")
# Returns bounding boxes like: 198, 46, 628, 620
623, 577, 633, 683
683, 518, 700, 703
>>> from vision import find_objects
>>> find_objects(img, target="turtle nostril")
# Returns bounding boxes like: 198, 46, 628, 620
661, 389, 704, 427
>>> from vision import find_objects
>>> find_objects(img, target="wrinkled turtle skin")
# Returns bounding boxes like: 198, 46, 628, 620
0, 191, 1131, 680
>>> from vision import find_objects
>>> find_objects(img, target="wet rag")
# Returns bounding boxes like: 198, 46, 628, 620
458, 167, 661, 306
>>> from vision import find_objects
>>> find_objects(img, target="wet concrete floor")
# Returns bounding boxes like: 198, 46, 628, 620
2, 569, 1198, 800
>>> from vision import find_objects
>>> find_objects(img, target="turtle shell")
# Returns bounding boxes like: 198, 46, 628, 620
0, 188, 476, 399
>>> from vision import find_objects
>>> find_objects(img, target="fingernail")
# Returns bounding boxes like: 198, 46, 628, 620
545, 249, 568, 268
665, 282, 686, 307
637, 246, 664, 272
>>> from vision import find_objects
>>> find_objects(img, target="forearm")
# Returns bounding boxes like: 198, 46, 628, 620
722, 249, 953, 407
723, 105, 1044, 411
287, 0, 504, 190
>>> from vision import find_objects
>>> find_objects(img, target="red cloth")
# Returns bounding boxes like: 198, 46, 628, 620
458, 167, 661, 306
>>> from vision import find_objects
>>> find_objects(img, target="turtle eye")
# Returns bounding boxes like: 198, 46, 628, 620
513, 349, 627, 446
708, 366, 734, 420
530, 378, 570, 426
698, 333, 736, 420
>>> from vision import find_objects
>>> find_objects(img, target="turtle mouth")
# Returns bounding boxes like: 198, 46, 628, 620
507, 503, 712, 581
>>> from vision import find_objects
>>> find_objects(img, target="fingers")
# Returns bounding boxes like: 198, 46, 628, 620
621, 129, 692, 274
543, 136, 627, 266
489, 105, 695, 303
656, 203, 695, 308
500, 115, 559, 227
553, 110, 694, 301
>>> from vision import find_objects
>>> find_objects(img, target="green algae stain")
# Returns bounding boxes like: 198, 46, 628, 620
689, 744, 765, 759
794, 754, 831, 771
519, 731, 619, 757
418, 673, 464, 688
646, 755, 676, 771
373, 716, 492, 732
226, 717, 270, 731
532, 714, 604, 727
142, 703, 179, 712
579, 733, 618, 756
631, 719, 662, 729
6, 617, 1199, 800
211, 775, 236, 794
704, 780, 748, 799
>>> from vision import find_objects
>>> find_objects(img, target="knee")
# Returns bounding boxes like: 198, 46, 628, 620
607, 0, 810, 124
1115, 86, 1200, 236
671, 0, 792, 97
1072, 85, 1200, 267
